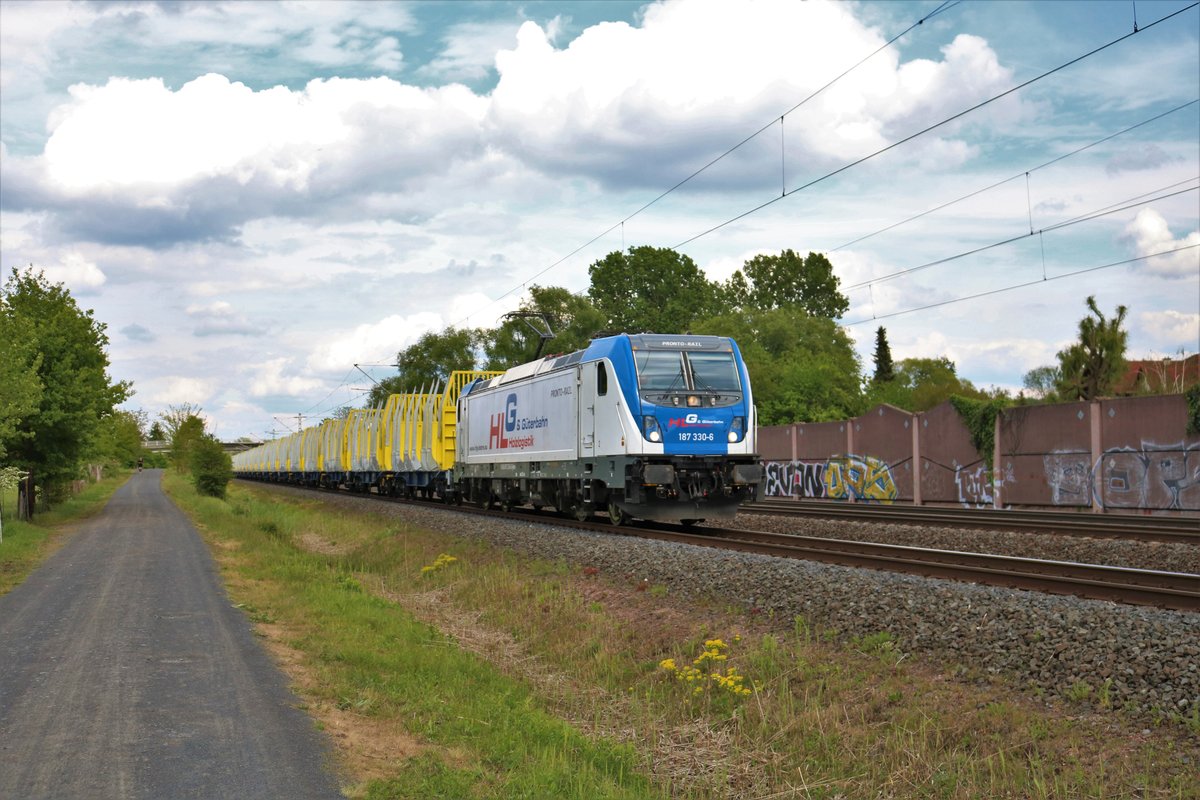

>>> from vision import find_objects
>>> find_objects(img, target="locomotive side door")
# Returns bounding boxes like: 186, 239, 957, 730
577, 363, 595, 455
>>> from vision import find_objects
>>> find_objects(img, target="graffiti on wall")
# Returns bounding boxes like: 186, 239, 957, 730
1097, 440, 1199, 510
1042, 441, 1199, 510
763, 460, 827, 498
1041, 452, 1093, 506
763, 455, 898, 503
954, 462, 1015, 508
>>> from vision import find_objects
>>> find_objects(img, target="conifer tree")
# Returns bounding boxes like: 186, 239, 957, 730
872, 326, 895, 383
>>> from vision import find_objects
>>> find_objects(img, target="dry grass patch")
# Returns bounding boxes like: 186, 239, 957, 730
252, 618, 428, 789
298, 531, 350, 556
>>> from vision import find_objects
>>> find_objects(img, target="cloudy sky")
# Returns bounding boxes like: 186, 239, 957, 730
2, 0, 1197, 440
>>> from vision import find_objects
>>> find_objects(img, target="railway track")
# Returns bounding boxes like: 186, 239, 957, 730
634, 524, 1200, 613
243, 480, 1200, 613
745, 499, 1200, 544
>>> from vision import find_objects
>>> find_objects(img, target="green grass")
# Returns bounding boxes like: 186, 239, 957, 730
166, 476, 1200, 799
0, 471, 130, 595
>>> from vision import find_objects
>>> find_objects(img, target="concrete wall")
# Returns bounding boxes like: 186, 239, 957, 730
759, 394, 1199, 514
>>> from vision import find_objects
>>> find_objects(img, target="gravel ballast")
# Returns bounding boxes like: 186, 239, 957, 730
254, 484, 1200, 722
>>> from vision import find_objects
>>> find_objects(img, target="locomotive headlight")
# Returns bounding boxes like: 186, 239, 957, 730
728, 416, 746, 443
643, 416, 662, 442
686, 395, 701, 407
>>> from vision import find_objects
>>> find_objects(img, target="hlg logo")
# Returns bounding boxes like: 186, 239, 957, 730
505, 394, 518, 432
685, 413, 699, 424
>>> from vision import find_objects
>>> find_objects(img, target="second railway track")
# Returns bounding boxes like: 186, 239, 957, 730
745, 499, 1200, 544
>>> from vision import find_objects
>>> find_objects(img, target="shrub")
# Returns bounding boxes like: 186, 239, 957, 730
190, 436, 232, 498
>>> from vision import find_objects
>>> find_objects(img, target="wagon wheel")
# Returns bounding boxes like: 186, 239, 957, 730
475, 487, 491, 510
606, 499, 627, 527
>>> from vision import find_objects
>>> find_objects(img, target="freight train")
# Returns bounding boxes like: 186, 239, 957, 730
233, 333, 762, 524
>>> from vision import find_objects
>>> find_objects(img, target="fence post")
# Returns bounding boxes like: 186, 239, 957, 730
992, 411, 1002, 510
912, 411, 922, 506
846, 420, 856, 504
1090, 400, 1103, 513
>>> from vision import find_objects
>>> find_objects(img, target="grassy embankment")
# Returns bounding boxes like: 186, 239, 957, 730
166, 473, 1199, 800
0, 472, 130, 595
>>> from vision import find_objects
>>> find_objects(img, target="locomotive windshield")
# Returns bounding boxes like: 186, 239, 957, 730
636, 350, 687, 392
634, 349, 742, 394
687, 351, 742, 392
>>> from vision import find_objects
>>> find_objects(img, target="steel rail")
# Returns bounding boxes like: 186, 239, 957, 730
659, 525, 1200, 613
744, 499, 1200, 544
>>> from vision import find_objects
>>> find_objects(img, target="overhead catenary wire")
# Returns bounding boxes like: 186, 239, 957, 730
843, 181, 1199, 291
828, 99, 1199, 253
843, 243, 1199, 327
672, 2, 1199, 250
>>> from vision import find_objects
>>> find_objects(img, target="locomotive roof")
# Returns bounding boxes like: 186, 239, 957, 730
464, 332, 735, 395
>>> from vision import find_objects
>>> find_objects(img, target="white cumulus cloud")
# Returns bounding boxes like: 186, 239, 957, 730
42, 251, 106, 291
152, 376, 218, 406
42, 73, 487, 196
245, 358, 327, 399
1123, 208, 1200, 279
1137, 310, 1200, 351
305, 312, 446, 374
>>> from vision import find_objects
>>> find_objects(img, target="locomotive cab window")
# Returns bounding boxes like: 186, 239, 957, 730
635, 350, 686, 392
687, 351, 741, 392
597, 362, 608, 396
635, 348, 742, 397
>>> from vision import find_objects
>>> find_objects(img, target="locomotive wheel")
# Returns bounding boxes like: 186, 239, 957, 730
606, 500, 626, 527
475, 489, 490, 509
499, 494, 514, 513
573, 502, 591, 522
680, 519, 705, 528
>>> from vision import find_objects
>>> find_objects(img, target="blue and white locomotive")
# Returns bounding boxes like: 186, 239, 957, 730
457, 333, 762, 523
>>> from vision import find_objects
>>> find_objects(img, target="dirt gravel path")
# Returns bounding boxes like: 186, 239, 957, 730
0, 470, 343, 799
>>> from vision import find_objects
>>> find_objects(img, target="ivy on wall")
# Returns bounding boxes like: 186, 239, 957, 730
1187, 384, 1200, 436
948, 395, 1010, 467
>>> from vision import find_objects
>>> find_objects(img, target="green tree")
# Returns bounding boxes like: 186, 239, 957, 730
587, 246, 720, 333
148, 420, 166, 441
1054, 296, 1129, 401
367, 327, 481, 406
872, 326, 895, 383
482, 285, 607, 370
190, 435, 232, 499
1022, 365, 1061, 402
1, 268, 130, 502
693, 306, 863, 425
158, 402, 203, 442
93, 410, 146, 468
170, 414, 206, 473
726, 249, 849, 318
868, 356, 985, 412
0, 310, 43, 462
